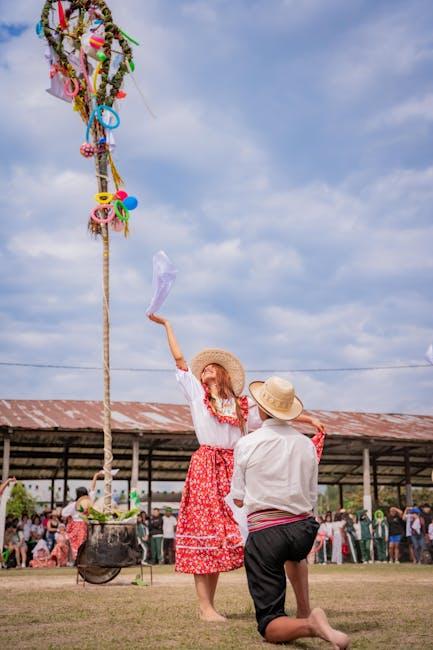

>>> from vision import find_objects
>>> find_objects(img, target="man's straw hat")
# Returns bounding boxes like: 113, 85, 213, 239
191, 348, 245, 396
249, 376, 303, 420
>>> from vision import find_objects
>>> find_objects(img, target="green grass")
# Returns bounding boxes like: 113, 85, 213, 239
1, 564, 432, 649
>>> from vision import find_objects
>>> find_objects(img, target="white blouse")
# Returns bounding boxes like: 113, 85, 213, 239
176, 368, 261, 449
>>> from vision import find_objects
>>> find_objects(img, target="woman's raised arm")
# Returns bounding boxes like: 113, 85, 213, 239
148, 314, 188, 371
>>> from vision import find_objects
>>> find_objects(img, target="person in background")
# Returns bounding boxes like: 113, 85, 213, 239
387, 506, 404, 563
428, 519, 433, 552
149, 507, 164, 564
420, 504, 432, 549
3, 520, 25, 568
315, 517, 328, 565
408, 509, 424, 564
29, 538, 55, 568
331, 513, 346, 565
323, 513, 333, 563
136, 512, 149, 564
50, 523, 70, 567
359, 510, 373, 564
403, 506, 420, 564
61, 469, 103, 560
343, 512, 359, 563
30, 514, 44, 542
163, 507, 177, 564
20, 513, 32, 544
46, 512, 59, 552
373, 510, 388, 563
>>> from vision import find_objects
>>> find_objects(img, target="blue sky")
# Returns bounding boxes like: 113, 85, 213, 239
0, 0, 432, 415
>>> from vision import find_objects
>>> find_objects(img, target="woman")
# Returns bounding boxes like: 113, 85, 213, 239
50, 523, 70, 567
61, 469, 103, 560
373, 510, 388, 563
331, 513, 346, 565
149, 313, 325, 622
46, 512, 59, 551
387, 506, 404, 563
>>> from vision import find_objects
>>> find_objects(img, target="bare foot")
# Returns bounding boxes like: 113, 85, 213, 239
199, 608, 227, 622
308, 608, 350, 649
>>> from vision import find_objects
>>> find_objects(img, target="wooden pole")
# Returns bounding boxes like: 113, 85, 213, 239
62, 444, 69, 506
362, 446, 372, 518
94, 150, 113, 514
50, 477, 55, 510
338, 484, 344, 509
404, 449, 413, 507
372, 455, 379, 505
147, 448, 153, 519
0, 436, 11, 552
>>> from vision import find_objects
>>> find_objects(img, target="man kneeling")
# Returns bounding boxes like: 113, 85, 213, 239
231, 376, 350, 648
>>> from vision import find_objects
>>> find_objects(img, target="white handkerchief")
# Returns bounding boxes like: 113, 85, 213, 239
145, 251, 178, 315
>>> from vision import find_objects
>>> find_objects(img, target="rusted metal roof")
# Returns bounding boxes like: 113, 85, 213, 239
0, 399, 432, 443
0, 399, 192, 434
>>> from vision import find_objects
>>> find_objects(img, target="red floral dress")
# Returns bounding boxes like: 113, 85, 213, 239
174, 369, 261, 574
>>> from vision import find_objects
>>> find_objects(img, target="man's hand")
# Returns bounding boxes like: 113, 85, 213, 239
148, 313, 168, 326
233, 498, 244, 508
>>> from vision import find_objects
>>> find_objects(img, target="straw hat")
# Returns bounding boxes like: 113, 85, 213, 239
249, 376, 303, 420
191, 348, 245, 396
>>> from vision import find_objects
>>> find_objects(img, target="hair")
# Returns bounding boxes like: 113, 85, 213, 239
205, 364, 245, 434
334, 513, 343, 522
76, 487, 88, 500
325, 513, 332, 522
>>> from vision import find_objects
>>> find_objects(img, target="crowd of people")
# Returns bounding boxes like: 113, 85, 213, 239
1, 476, 179, 570
313, 504, 433, 565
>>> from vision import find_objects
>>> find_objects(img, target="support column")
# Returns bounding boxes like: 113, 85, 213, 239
147, 448, 153, 519
362, 446, 372, 518
372, 455, 379, 505
338, 484, 344, 509
50, 477, 55, 510
62, 444, 69, 507
2, 436, 10, 482
397, 484, 403, 509
130, 438, 139, 508
0, 436, 11, 551
404, 449, 413, 507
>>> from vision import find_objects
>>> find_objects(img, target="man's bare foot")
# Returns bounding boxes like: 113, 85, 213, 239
199, 608, 227, 622
308, 608, 350, 649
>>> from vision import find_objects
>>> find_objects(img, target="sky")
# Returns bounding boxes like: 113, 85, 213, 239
0, 0, 433, 418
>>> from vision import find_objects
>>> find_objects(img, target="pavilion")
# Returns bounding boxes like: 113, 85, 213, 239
1, 399, 432, 515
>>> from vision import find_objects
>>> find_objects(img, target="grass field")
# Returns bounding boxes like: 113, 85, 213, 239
1, 564, 432, 649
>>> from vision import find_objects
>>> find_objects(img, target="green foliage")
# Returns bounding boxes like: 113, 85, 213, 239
82, 506, 140, 524
6, 482, 37, 518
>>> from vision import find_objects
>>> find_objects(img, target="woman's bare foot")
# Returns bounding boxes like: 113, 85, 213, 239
199, 607, 227, 622
308, 608, 350, 649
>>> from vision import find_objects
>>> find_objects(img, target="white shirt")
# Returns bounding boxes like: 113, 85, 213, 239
176, 368, 261, 449
163, 515, 177, 539
230, 418, 318, 516
332, 520, 345, 538
428, 522, 433, 541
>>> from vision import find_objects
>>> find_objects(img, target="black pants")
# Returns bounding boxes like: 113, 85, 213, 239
163, 538, 175, 564
244, 518, 319, 637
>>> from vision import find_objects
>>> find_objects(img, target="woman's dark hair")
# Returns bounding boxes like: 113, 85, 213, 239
32, 514, 41, 524
334, 513, 343, 522
76, 487, 88, 499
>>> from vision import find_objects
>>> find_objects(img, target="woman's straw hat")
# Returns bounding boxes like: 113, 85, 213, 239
249, 376, 303, 420
191, 348, 245, 396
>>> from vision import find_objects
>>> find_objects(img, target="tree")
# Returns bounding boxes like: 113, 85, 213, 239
6, 482, 37, 518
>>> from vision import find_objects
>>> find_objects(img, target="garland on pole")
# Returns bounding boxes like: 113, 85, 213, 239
38, 0, 139, 237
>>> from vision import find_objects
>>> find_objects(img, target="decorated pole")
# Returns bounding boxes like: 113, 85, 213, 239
39, 1, 140, 513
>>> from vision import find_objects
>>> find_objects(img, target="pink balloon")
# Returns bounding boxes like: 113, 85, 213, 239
115, 190, 128, 200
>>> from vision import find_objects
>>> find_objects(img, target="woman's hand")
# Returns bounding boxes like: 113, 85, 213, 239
148, 313, 168, 326
311, 418, 325, 434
